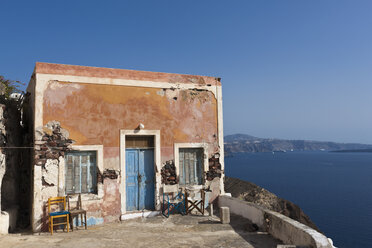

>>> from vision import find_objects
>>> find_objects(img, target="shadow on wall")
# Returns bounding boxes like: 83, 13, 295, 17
0, 95, 33, 232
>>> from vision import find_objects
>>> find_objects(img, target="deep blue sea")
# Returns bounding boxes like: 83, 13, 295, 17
225, 151, 372, 248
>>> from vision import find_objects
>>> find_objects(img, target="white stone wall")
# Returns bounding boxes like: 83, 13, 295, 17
32, 121, 74, 232
218, 195, 333, 248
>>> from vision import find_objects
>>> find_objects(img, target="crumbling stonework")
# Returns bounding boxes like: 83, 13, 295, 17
102, 169, 119, 179
161, 161, 178, 185
97, 169, 120, 184
206, 154, 222, 181
34, 121, 74, 167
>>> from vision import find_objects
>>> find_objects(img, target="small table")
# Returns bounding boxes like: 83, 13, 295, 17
185, 187, 205, 215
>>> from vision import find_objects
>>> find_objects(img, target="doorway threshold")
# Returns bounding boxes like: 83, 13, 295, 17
120, 211, 160, 221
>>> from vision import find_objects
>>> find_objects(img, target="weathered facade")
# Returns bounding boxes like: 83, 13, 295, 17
27, 62, 224, 232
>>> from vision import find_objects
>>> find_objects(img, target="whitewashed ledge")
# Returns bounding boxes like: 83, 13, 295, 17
218, 195, 335, 248
0, 211, 9, 234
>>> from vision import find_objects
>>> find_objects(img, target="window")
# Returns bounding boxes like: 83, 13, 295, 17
65, 151, 97, 194
126, 136, 154, 148
179, 148, 203, 185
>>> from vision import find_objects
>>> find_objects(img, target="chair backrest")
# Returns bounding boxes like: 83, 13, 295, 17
48, 196, 66, 213
67, 193, 83, 211
186, 188, 205, 200
163, 184, 179, 194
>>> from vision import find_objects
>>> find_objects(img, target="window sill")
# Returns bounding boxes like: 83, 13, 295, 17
181, 185, 204, 190
67, 184, 104, 201
68, 193, 102, 202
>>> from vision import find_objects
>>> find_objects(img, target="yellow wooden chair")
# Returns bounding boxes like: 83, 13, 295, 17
48, 196, 70, 235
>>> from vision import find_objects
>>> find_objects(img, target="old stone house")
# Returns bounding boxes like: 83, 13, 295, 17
26, 62, 225, 232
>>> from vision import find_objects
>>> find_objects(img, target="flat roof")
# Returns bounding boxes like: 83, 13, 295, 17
34, 62, 221, 86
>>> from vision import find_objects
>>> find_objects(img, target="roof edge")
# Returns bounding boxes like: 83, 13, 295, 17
34, 62, 221, 86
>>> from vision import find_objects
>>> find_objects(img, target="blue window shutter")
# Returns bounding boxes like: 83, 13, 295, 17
65, 151, 97, 194
65, 155, 74, 194
179, 150, 185, 185
179, 148, 203, 186
73, 155, 81, 193
81, 155, 88, 193
88, 154, 96, 193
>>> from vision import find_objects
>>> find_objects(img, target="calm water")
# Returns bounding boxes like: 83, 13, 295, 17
225, 151, 372, 248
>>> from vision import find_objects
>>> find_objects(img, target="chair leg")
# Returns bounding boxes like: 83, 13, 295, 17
176, 203, 183, 215
70, 215, 74, 231
162, 203, 169, 218
186, 199, 189, 214
84, 213, 87, 229
67, 215, 69, 233
51, 217, 54, 235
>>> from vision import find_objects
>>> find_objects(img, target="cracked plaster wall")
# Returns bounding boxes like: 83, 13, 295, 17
43, 81, 220, 163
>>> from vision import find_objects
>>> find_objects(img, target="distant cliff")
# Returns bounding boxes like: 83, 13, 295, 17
224, 134, 372, 155
225, 176, 321, 232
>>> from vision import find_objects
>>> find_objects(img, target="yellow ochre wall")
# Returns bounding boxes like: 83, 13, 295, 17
42, 81, 219, 167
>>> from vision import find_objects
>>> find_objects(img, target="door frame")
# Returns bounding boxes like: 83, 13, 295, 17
120, 130, 161, 215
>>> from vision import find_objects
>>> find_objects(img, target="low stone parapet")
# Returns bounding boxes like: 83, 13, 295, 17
218, 195, 333, 248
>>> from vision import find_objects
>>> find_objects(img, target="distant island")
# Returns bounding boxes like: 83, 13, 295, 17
331, 148, 372, 153
224, 134, 372, 156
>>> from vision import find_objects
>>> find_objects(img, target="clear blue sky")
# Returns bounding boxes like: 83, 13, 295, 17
1, 1, 371, 144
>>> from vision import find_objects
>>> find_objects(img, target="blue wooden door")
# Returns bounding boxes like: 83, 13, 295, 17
126, 149, 155, 211
126, 149, 139, 211
139, 149, 155, 210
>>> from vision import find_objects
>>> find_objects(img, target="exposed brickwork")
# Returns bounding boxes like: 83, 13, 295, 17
98, 169, 119, 184
102, 169, 119, 179
161, 160, 178, 185
206, 154, 222, 181
34, 121, 74, 167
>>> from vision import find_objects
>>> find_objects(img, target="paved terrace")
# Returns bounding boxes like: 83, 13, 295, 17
0, 214, 282, 248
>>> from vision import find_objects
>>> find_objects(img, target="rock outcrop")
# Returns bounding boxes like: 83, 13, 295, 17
225, 176, 320, 232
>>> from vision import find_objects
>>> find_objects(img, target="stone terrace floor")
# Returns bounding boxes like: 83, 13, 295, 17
0, 214, 282, 248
